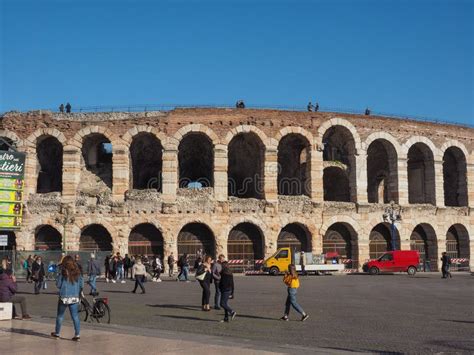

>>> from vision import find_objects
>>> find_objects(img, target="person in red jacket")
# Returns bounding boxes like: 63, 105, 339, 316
0, 266, 31, 320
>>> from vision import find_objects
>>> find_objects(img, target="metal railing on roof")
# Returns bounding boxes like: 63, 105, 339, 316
2, 103, 473, 128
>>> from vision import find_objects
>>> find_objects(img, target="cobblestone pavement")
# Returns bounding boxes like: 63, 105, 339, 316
14, 273, 474, 353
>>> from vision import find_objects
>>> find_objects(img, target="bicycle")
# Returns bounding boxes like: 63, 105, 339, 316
78, 291, 111, 324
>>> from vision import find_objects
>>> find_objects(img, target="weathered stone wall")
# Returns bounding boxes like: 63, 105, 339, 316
1, 108, 473, 271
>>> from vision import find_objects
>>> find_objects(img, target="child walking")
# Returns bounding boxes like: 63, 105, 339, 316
280, 264, 309, 321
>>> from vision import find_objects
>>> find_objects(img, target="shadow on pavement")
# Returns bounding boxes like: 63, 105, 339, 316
158, 315, 217, 322
146, 304, 202, 311
441, 319, 474, 324
103, 290, 135, 294
3, 328, 52, 339
322, 346, 403, 354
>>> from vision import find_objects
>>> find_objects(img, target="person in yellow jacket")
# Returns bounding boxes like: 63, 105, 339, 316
280, 264, 309, 321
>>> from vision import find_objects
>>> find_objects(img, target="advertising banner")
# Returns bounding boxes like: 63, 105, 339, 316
0, 151, 25, 230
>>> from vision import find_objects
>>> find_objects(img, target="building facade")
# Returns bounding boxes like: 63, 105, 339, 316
1, 108, 473, 271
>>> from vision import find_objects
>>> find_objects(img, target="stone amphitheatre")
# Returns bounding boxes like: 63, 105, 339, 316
1, 108, 472, 271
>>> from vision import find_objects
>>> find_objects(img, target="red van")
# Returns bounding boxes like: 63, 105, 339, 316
363, 250, 420, 276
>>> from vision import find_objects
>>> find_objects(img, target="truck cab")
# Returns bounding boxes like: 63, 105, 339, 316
263, 248, 291, 276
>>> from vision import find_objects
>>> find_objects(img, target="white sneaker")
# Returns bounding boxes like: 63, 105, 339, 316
121, 280, 125, 284
106, 279, 109, 283
157, 279, 162, 282
152, 278, 156, 282
112, 280, 116, 283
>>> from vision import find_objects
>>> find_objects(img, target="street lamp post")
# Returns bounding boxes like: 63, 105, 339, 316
55, 205, 75, 252
383, 201, 402, 251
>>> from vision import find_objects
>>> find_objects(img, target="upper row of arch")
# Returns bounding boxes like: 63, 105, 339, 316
1, 117, 471, 158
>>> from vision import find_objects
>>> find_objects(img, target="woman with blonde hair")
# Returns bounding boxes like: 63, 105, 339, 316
280, 264, 309, 322
196, 255, 213, 311
51, 255, 83, 341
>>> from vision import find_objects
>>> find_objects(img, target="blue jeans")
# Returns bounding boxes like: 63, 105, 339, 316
179, 266, 189, 281
88, 275, 97, 293
214, 281, 221, 308
220, 290, 233, 320
285, 288, 305, 316
55, 301, 80, 337
116, 266, 124, 281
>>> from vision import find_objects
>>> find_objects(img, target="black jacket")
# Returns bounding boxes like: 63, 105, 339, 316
32, 261, 45, 281
219, 271, 234, 294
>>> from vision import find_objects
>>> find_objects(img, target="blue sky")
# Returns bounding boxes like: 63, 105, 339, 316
1, 0, 473, 124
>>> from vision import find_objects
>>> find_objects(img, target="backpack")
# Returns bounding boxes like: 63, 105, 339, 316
23, 260, 28, 269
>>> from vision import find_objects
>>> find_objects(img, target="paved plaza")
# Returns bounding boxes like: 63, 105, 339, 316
3, 273, 474, 353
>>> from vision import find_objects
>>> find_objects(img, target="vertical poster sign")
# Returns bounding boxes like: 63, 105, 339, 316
0, 151, 26, 229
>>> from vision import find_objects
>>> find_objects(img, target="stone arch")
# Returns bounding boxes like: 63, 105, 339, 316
36, 135, 63, 193
406, 141, 436, 204
277, 132, 311, 196
322, 222, 359, 268
224, 125, 269, 147
178, 132, 214, 188
369, 222, 400, 259
364, 132, 402, 154
275, 126, 314, 147
69, 126, 116, 149
320, 123, 358, 202
402, 136, 439, 158
228, 131, 265, 199
177, 222, 216, 266
228, 222, 266, 265
172, 124, 219, 148
80, 224, 114, 252
25, 128, 67, 148
80, 132, 113, 190
320, 216, 362, 238
366, 138, 399, 203
443, 146, 468, 207
129, 132, 163, 190
277, 223, 312, 252
128, 223, 164, 257
34, 224, 62, 250
121, 126, 168, 148
0, 130, 22, 149
317, 118, 362, 150
446, 224, 470, 260
410, 223, 438, 271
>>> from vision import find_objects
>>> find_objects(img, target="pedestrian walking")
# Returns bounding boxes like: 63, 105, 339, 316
196, 255, 212, 311
129, 255, 136, 279
300, 251, 306, 276
24, 255, 33, 283
212, 254, 225, 310
31, 256, 45, 295
441, 252, 452, 279
131, 257, 147, 294
51, 255, 83, 341
65, 102, 72, 113
109, 255, 117, 283
0, 260, 31, 320
115, 253, 125, 283
152, 255, 162, 282
87, 253, 100, 295
104, 255, 111, 282
124, 254, 131, 279
280, 264, 309, 322
219, 261, 236, 322
167, 252, 175, 277
177, 253, 190, 282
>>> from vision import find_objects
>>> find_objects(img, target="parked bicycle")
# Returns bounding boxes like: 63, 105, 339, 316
78, 291, 111, 324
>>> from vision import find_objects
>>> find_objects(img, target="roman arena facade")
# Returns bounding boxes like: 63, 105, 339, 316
1, 108, 473, 271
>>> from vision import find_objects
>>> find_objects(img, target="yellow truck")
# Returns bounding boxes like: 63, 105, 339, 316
262, 247, 345, 275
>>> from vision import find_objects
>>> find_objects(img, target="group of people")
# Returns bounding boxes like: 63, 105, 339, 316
23, 254, 46, 294
103, 253, 164, 284
58, 103, 72, 113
